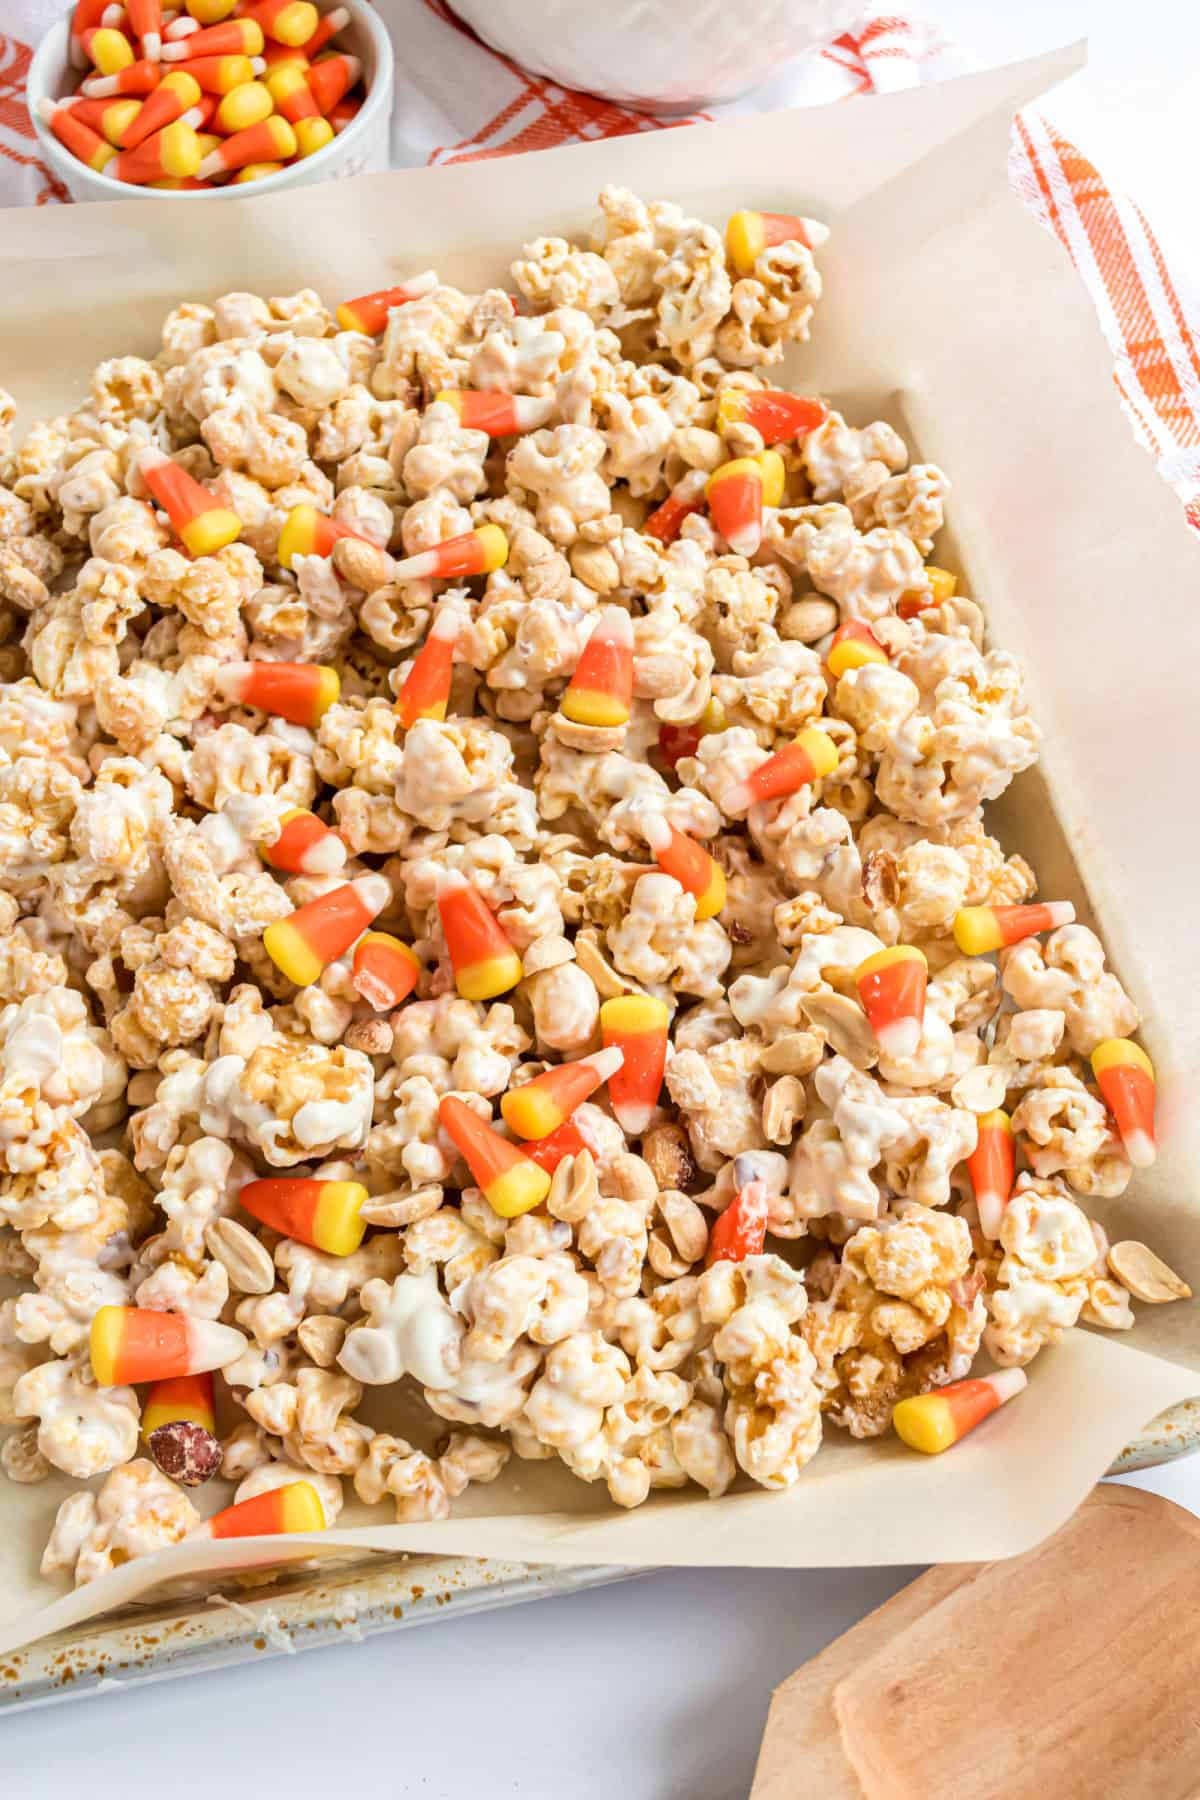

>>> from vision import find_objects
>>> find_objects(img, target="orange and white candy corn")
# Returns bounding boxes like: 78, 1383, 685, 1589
892, 1369, 1027, 1455
82, 55, 162, 93
191, 1480, 326, 1540
436, 870, 523, 1001
72, 0, 125, 68
216, 659, 338, 727
524, 1112, 597, 1174
438, 1095, 551, 1219
328, 92, 360, 133
90, 1306, 246, 1385
721, 725, 839, 816
388, 524, 508, 584
162, 16, 261, 56
500, 1047, 624, 1141
135, 446, 240, 554
433, 390, 554, 436
126, 0, 164, 56
827, 619, 888, 679
395, 604, 463, 729
706, 1172, 769, 1266
600, 994, 670, 1137
84, 24, 136, 74
304, 50, 359, 113
241, 0, 317, 44
560, 606, 634, 729
239, 1176, 369, 1256
276, 502, 371, 571
142, 1371, 216, 1439
968, 1109, 1015, 1239
334, 272, 439, 334
855, 945, 928, 1060
643, 469, 707, 545
639, 812, 725, 920
298, 4, 348, 54
716, 386, 827, 442
898, 565, 957, 620
705, 450, 785, 558
112, 116, 202, 181
263, 873, 390, 987
37, 98, 118, 172
952, 902, 1076, 956
262, 807, 346, 876
1091, 1039, 1157, 1168
173, 51, 261, 91
118, 66, 199, 143
725, 209, 830, 275
62, 93, 143, 144
352, 931, 420, 1010
197, 111, 294, 175
264, 58, 319, 119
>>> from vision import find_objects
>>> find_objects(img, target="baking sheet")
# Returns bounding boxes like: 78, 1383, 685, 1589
1, 39, 1199, 1654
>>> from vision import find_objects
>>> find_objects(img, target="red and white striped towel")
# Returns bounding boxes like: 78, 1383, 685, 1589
3, 4, 1199, 529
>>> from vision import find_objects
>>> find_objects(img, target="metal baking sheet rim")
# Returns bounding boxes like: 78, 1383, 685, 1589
2, 1399, 1196, 1711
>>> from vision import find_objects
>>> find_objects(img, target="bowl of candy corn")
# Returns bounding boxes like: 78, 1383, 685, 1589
28, 0, 392, 201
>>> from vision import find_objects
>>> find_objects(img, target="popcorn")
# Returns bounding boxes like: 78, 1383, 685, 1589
41, 1458, 200, 1586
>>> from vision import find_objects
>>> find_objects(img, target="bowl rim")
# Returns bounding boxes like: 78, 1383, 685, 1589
27, 0, 393, 202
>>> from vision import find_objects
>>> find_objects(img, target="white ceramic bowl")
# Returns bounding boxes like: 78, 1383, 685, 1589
448, 0, 863, 112
28, 0, 393, 203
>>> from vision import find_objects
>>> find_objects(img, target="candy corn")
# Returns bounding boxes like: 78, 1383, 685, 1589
433, 390, 554, 436
500, 1048, 624, 1141
82, 57, 162, 94
191, 1481, 326, 1539
899, 565, 957, 620
135, 447, 240, 554
524, 1113, 595, 1173
892, 1369, 1027, 1455
241, 0, 317, 44
855, 945, 928, 1060
706, 450, 785, 558
560, 606, 634, 729
276, 502, 369, 570
725, 209, 830, 275
335, 273, 440, 334
298, 4, 348, 55
215, 660, 339, 727
260, 36, 308, 67
638, 813, 725, 920
952, 902, 1076, 957
721, 725, 839, 815
263, 873, 390, 987
643, 469, 708, 545
72, 0, 125, 68
112, 116, 201, 180
62, 93, 142, 144
827, 619, 888, 679
162, 16, 261, 55
352, 931, 420, 1010
395, 605, 462, 729
437, 1095, 551, 1219
968, 1110, 1015, 1239
656, 697, 725, 770
264, 58, 319, 120
388, 524, 508, 584
118, 66, 199, 144
436, 870, 523, 1001
600, 994, 670, 1137
126, 0, 164, 57
263, 807, 346, 876
1091, 1039, 1157, 1168
292, 116, 332, 157
213, 76, 273, 132
328, 92, 359, 133
239, 1176, 368, 1255
84, 26, 136, 74
174, 52, 261, 92
37, 99, 117, 173
706, 1178, 769, 1266
304, 51, 359, 114
178, 0, 238, 23
197, 112, 295, 176
142, 1371, 216, 1439
90, 1306, 247, 1385
716, 387, 827, 442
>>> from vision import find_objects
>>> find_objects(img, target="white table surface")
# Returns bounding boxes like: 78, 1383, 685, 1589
11, 2, 1200, 1793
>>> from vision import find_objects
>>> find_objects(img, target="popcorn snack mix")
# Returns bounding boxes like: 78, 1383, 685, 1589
0, 185, 1181, 1587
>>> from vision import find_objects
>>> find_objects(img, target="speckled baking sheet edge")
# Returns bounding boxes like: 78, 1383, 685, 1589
2, 1399, 1195, 1711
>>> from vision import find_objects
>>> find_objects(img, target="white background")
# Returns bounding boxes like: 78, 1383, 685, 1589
10, 2, 1200, 1792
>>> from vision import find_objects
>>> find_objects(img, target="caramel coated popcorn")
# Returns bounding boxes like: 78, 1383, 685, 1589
0, 189, 1178, 1584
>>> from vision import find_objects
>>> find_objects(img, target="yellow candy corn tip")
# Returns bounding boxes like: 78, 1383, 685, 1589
500, 1087, 564, 1141
1091, 1038, 1154, 1080
796, 726, 839, 780
218, 82, 273, 133
314, 666, 340, 720
601, 994, 670, 1034
925, 565, 958, 601
561, 688, 631, 728
952, 907, 1002, 956
267, 64, 308, 97
359, 930, 419, 967
158, 120, 202, 179
715, 388, 748, 433
89, 1306, 125, 1387
454, 951, 524, 1003
726, 210, 766, 275
180, 508, 242, 558
475, 523, 509, 573
311, 1181, 369, 1257
280, 1481, 328, 1532
263, 918, 324, 988
164, 70, 202, 104
294, 118, 334, 158
404, 698, 450, 725
856, 944, 928, 981
265, 115, 297, 155
276, 505, 316, 569
978, 1109, 1013, 1136
335, 302, 367, 333
756, 450, 786, 508
433, 390, 465, 418
91, 143, 117, 171
829, 640, 888, 677
892, 1394, 956, 1455
693, 863, 727, 922
485, 1162, 552, 1220
92, 27, 134, 71
274, 1, 318, 45
706, 455, 763, 499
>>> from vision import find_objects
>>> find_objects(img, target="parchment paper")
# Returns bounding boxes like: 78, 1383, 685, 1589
2, 40, 1199, 1656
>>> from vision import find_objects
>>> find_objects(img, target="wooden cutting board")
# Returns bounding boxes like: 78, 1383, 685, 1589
750, 1486, 1200, 1800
